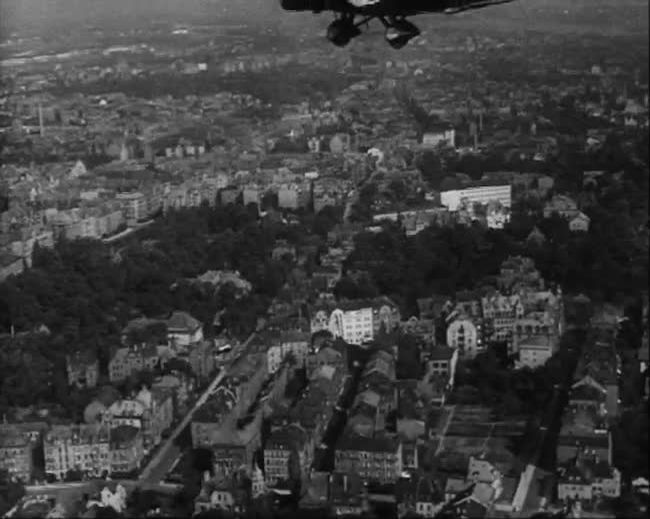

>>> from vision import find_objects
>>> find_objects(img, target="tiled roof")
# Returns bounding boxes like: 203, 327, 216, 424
336, 432, 398, 453
167, 311, 202, 332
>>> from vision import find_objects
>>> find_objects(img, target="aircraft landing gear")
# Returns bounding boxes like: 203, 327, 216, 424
326, 13, 367, 47
380, 16, 421, 49
325, 13, 420, 49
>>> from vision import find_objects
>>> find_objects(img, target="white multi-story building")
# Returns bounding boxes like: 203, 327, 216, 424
330, 306, 374, 344
422, 125, 456, 148
441, 185, 512, 212
310, 297, 400, 345
446, 319, 481, 358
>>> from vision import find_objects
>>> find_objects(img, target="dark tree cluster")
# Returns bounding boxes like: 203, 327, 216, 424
0, 202, 331, 417
451, 348, 561, 418
344, 145, 648, 316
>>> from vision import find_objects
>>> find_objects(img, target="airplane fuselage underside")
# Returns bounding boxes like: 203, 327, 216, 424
280, 0, 514, 48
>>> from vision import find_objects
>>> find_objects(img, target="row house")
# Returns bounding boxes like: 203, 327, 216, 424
334, 433, 402, 484
0, 422, 48, 483
47, 208, 124, 241
263, 423, 313, 486
557, 452, 621, 502
0, 428, 33, 482
65, 350, 99, 388
44, 423, 110, 481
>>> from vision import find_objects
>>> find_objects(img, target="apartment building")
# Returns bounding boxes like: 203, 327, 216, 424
44, 423, 110, 481
0, 428, 33, 482
263, 424, 313, 486
481, 293, 525, 344
334, 434, 402, 484
109, 425, 145, 475
310, 296, 401, 345
446, 318, 482, 359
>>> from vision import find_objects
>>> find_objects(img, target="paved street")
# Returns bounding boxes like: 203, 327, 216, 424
515, 329, 587, 516
138, 369, 226, 484
138, 331, 257, 485
434, 405, 456, 456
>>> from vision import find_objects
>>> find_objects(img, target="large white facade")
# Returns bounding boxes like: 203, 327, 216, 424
440, 185, 512, 212
446, 319, 481, 359
330, 307, 374, 345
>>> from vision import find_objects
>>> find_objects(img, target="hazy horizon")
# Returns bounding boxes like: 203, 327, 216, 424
0, 0, 647, 40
